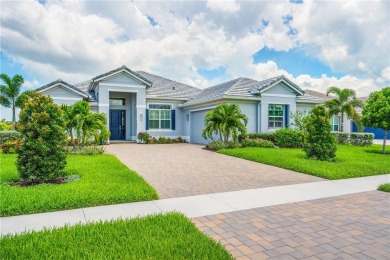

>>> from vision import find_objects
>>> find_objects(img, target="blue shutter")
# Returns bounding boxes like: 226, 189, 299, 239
284, 105, 289, 128
171, 110, 176, 130
145, 109, 149, 130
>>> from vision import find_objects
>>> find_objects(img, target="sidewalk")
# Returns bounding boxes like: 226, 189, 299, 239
1, 174, 389, 236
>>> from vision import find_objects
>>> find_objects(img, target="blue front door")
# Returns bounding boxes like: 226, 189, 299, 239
110, 110, 126, 140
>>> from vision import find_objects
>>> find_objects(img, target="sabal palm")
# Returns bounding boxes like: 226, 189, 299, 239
0, 74, 25, 130
325, 87, 364, 132
61, 104, 80, 143
202, 103, 248, 143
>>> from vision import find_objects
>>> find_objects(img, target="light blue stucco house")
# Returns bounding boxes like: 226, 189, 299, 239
37, 65, 328, 144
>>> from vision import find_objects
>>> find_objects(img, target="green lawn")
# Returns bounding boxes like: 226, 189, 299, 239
219, 144, 390, 179
0, 212, 233, 259
0, 153, 158, 217
378, 183, 390, 192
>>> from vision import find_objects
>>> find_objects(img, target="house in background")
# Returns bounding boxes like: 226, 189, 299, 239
36, 65, 379, 144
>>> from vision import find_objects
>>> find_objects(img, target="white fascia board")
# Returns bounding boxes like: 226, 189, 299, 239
92, 69, 152, 88
146, 96, 189, 101
40, 84, 89, 98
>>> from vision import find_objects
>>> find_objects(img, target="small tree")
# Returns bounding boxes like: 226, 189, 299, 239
202, 103, 248, 143
290, 110, 307, 131
17, 93, 67, 183
361, 87, 390, 154
304, 105, 337, 161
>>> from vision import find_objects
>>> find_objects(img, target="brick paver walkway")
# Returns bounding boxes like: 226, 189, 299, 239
106, 143, 322, 198
192, 191, 390, 259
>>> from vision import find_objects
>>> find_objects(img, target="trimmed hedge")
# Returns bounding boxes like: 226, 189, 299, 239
332, 132, 374, 146
239, 133, 275, 143
240, 138, 274, 148
274, 129, 304, 148
0, 131, 22, 145
1, 140, 22, 154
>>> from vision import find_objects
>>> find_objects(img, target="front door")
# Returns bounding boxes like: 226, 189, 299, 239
110, 110, 126, 140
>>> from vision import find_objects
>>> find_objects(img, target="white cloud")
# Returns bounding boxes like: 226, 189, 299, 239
23, 79, 40, 88
207, 0, 240, 13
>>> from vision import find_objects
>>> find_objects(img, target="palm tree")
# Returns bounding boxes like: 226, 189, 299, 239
61, 104, 80, 144
202, 103, 248, 143
78, 112, 108, 145
325, 87, 364, 132
0, 74, 25, 130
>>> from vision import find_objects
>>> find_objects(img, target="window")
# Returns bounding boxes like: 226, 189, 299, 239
331, 116, 340, 132
148, 104, 171, 129
268, 104, 284, 129
109, 98, 125, 106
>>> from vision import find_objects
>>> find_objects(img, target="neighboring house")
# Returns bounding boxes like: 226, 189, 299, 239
37, 65, 344, 144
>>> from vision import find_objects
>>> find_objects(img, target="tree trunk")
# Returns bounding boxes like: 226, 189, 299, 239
340, 113, 344, 132
12, 103, 16, 130
382, 131, 387, 154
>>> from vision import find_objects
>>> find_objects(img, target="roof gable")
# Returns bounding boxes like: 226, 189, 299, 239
36, 79, 89, 98
91, 66, 152, 88
258, 76, 304, 95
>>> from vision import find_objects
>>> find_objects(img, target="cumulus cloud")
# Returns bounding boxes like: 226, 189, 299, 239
0, 0, 388, 97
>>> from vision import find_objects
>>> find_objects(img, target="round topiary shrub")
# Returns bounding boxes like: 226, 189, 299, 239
17, 93, 67, 183
304, 105, 337, 161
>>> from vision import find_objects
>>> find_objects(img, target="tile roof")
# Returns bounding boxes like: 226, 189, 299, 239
91, 65, 152, 86
36, 79, 90, 98
136, 71, 202, 99
303, 89, 335, 100
182, 75, 304, 107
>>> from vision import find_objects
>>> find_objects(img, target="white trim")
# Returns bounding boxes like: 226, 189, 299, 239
99, 104, 109, 107
101, 82, 146, 89
147, 102, 173, 131
136, 105, 146, 109
259, 79, 304, 95
93, 69, 152, 87
222, 95, 261, 101
189, 106, 216, 112
261, 93, 296, 98
108, 89, 138, 93
146, 96, 189, 101
50, 96, 83, 101
40, 84, 89, 98
147, 129, 174, 132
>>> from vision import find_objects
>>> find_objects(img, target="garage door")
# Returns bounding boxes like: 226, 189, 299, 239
190, 110, 210, 144
352, 122, 387, 139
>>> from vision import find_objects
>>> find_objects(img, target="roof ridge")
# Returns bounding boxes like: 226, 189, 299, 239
137, 71, 201, 90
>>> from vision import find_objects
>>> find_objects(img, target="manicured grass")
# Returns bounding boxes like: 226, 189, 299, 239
0, 212, 233, 259
378, 183, 390, 192
219, 144, 390, 180
0, 153, 158, 217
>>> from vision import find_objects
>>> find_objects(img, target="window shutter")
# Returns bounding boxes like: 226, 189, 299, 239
284, 106, 289, 128
146, 109, 149, 130
171, 110, 176, 130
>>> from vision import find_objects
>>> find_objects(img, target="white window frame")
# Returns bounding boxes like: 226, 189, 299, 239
148, 104, 172, 130
331, 116, 340, 132
109, 97, 125, 106
268, 104, 284, 129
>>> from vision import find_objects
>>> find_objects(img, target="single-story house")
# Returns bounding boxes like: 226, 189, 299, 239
36, 65, 369, 144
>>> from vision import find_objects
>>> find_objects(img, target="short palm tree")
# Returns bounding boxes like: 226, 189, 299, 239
202, 103, 248, 143
325, 87, 364, 132
0, 73, 26, 130
61, 104, 80, 144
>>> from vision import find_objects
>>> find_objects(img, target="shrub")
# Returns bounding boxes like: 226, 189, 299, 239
274, 128, 304, 148
17, 93, 68, 183
1, 140, 22, 154
332, 132, 349, 144
350, 133, 374, 147
137, 132, 150, 143
304, 105, 337, 161
241, 138, 274, 148
67, 145, 105, 155
239, 133, 275, 143
206, 141, 227, 151
0, 131, 22, 144
0, 122, 12, 131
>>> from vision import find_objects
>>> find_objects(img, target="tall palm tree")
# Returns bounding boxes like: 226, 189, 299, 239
0, 74, 25, 130
202, 103, 248, 143
325, 87, 364, 132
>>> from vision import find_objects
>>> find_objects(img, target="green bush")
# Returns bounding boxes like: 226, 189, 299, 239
17, 93, 68, 183
350, 133, 374, 147
0, 122, 12, 131
137, 132, 150, 143
239, 133, 275, 143
332, 132, 349, 144
206, 140, 240, 151
241, 138, 274, 148
0, 131, 22, 144
66, 145, 105, 155
1, 140, 22, 154
274, 128, 304, 148
304, 105, 337, 161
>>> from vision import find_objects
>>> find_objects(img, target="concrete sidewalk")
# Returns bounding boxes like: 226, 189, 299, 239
1, 174, 389, 236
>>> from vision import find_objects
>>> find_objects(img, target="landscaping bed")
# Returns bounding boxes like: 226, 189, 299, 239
0, 212, 233, 259
0, 153, 158, 216
219, 144, 389, 179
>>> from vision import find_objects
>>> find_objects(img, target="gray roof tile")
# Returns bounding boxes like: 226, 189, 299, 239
36, 79, 90, 99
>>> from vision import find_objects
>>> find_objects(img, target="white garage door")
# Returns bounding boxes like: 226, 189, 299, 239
190, 110, 210, 144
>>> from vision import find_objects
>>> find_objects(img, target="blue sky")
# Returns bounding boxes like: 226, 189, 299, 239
1, 0, 389, 120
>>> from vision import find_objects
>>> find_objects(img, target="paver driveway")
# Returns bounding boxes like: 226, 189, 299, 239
106, 143, 322, 198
